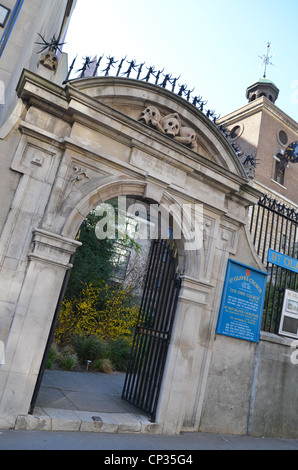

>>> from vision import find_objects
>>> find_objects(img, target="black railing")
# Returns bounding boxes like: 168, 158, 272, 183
63, 53, 216, 116
250, 194, 298, 333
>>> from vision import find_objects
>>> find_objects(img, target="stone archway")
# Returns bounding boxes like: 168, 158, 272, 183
29, 183, 195, 420
0, 70, 262, 432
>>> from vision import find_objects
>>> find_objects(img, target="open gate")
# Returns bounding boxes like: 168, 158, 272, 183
122, 238, 181, 422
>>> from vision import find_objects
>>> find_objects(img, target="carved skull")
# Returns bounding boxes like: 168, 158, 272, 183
139, 106, 162, 126
40, 52, 58, 71
161, 113, 181, 137
175, 127, 198, 150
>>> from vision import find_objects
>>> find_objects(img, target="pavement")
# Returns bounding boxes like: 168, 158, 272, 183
1, 428, 298, 451
2, 369, 298, 451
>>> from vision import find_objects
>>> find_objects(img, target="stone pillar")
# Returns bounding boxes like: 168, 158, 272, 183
0, 229, 81, 429
156, 276, 213, 434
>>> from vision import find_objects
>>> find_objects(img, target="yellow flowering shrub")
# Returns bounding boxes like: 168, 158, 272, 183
54, 282, 139, 346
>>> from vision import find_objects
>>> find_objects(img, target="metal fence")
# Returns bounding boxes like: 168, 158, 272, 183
249, 194, 298, 333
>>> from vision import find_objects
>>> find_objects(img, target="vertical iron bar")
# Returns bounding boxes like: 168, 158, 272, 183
253, 203, 262, 247
249, 204, 255, 234
257, 205, 266, 255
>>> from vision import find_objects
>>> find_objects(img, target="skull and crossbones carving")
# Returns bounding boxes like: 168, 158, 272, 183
39, 52, 58, 71
161, 113, 181, 137
138, 106, 164, 133
138, 107, 198, 151
175, 127, 198, 150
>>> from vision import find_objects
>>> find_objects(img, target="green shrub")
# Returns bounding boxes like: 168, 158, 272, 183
59, 353, 79, 371
46, 343, 61, 369
71, 334, 106, 363
92, 358, 114, 374
46, 334, 132, 373
105, 337, 131, 371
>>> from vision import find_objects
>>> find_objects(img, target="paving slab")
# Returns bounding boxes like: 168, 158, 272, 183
16, 369, 152, 434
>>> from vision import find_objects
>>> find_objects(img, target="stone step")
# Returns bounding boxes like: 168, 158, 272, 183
15, 407, 162, 434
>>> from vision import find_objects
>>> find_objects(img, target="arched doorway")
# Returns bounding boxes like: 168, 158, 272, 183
30, 194, 185, 421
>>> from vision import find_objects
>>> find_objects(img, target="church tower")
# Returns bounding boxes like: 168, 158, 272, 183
218, 43, 298, 207
246, 77, 279, 104
0, 0, 76, 127
246, 42, 279, 104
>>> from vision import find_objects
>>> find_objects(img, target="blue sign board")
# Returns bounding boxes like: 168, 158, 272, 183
216, 260, 268, 343
268, 249, 298, 274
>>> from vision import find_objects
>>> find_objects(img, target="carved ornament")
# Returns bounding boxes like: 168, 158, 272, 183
138, 106, 198, 151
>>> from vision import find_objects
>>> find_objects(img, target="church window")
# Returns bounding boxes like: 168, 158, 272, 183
278, 130, 288, 146
274, 154, 287, 186
230, 125, 241, 140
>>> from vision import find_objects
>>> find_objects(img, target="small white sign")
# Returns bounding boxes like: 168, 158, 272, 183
279, 289, 298, 339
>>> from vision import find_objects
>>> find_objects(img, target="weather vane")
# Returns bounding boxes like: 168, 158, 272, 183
259, 42, 274, 79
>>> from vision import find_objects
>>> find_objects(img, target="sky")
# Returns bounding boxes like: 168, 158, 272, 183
63, 0, 298, 122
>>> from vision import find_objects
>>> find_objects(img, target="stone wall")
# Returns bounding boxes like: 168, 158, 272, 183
248, 332, 298, 439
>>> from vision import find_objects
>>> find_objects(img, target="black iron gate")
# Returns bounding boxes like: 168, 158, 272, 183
122, 238, 181, 422
249, 194, 298, 333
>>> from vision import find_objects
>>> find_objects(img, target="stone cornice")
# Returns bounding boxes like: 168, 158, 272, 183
28, 229, 81, 269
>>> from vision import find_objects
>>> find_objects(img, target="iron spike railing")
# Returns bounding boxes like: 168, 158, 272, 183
59, 50, 258, 170
62, 53, 221, 124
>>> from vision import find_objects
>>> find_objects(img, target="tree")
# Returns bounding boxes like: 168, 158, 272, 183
65, 212, 115, 299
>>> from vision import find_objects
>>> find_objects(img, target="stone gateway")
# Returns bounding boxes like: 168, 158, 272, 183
0, 69, 261, 432
0, 66, 297, 439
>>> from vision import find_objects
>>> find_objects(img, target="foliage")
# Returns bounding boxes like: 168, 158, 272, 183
54, 282, 139, 345
47, 335, 132, 373
49, 203, 143, 373
59, 352, 79, 371
71, 334, 105, 362
92, 358, 114, 374
103, 337, 132, 371
46, 343, 61, 369
46, 343, 79, 371
65, 204, 142, 300
66, 212, 116, 299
